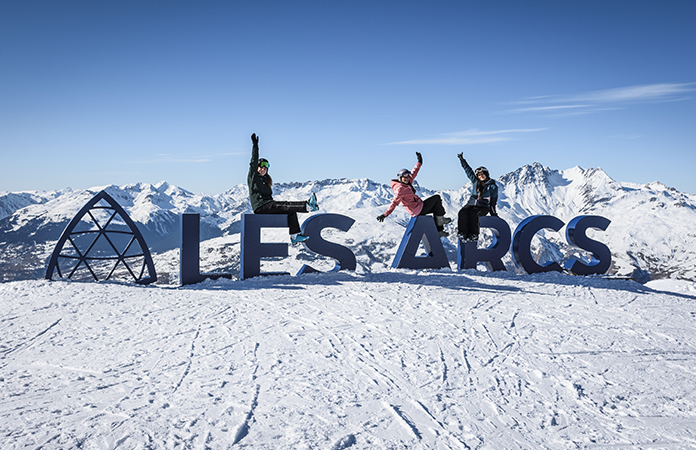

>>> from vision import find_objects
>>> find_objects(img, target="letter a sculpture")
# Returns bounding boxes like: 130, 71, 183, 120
45, 190, 157, 284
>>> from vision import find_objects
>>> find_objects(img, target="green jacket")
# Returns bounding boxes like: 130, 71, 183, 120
247, 143, 274, 212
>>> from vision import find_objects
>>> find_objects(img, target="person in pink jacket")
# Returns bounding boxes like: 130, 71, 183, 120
376, 152, 451, 237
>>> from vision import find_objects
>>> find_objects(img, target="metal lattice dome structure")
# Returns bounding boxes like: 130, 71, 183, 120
45, 190, 157, 284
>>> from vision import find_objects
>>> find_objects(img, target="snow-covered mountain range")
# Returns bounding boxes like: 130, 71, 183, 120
2, 162, 695, 283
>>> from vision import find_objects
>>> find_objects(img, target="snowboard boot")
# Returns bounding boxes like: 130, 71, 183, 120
435, 215, 452, 227
307, 193, 319, 212
291, 234, 310, 245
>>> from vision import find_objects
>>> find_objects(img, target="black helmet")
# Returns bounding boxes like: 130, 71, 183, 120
258, 158, 270, 169
474, 166, 489, 177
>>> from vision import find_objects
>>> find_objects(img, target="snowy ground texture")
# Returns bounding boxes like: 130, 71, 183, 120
2, 272, 696, 449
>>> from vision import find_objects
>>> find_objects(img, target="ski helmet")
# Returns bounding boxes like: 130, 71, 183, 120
397, 169, 412, 179
258, 158, 270, 169
474, 166, 489, 177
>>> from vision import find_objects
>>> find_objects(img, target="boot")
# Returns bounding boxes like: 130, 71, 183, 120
307, 193, 319, 212
291, 234, 310, 245
435, 215, 451, 227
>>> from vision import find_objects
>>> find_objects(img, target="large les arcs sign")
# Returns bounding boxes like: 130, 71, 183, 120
44, 191, 611, 286
181, 212, 611, 285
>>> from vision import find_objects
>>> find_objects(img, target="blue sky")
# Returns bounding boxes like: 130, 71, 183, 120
1, 1, 695, 195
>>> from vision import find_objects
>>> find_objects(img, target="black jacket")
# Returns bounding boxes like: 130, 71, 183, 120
247, 143, 273, 212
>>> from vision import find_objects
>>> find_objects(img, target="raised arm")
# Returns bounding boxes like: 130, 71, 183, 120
248, 133, 259, 185
457, 153, 476, 183
409, 152, 423, 180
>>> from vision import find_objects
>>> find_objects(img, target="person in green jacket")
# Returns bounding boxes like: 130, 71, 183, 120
248, 133, 318, 245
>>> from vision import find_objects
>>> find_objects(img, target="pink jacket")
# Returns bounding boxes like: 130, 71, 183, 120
384, 162, 423, 217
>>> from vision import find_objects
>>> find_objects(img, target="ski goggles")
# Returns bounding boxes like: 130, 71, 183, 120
258, 161, 270, 169
397, 169, 412, 178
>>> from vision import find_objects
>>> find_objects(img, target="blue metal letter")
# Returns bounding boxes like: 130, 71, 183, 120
180, 213, 232, 285
391, 216, 450, 270
511, 215, 564, 274
564, 215, 612, 275
457, 216, 511, 271
240, 214, 290, 280
296, 213, 357, 275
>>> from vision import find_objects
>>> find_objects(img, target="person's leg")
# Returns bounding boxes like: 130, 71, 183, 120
268, 201, 308, 213
418, 195, 436, 215
420, 195, 447, 216
467, 207, 480, 238
431, 195, 447, 217
468, 206, 490, 238
420, 195, 448, 231
419, 196, 440, 230
458, 205, 473, 237
292, 212, 304, 235
254, 201, 306, 235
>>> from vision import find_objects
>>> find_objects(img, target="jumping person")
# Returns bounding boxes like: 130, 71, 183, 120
376, 152, 451, 237
456, 153, 498, 242
248, 133, 319, 245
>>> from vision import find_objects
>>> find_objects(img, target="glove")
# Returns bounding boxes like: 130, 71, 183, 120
416, 152, 423, 164
489, 204, 498, 217
251, 133, 259, 146
376, 214, 386, 222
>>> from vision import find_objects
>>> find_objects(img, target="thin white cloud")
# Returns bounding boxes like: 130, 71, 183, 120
509, 105, 591, 113
448, 128, 548, 136
387, 136, 512, 145
384, 128, 547, 145
507, 82, 695, 115
565, 83, 695, 103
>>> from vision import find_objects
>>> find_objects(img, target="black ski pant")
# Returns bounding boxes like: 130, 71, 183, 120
418, 195, 447, 231
254, 201, 307, 235
457, 204, 489, 238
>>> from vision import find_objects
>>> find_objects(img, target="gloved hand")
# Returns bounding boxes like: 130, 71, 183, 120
416, 152, 423, 164
376, 214, 386, 222
489, 205, 498, 217
251, 133, 259, 146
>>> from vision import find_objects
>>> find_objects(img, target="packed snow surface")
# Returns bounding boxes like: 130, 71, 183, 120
2, 271, 696, 449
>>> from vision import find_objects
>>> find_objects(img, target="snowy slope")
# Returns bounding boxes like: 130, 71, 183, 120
2, 163, 696, 283
1, 272, 696, 449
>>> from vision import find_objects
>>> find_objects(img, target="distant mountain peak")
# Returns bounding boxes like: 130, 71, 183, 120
498, 162, 558, 186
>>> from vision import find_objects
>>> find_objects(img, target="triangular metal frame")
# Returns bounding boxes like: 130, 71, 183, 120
45, 190, 157, 284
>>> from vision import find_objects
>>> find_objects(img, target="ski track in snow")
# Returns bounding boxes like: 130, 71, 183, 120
1, 271, 696, 449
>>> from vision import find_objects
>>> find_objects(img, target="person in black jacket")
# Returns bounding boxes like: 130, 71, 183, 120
457, 153, 499, 242
247, 133, 318, 245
